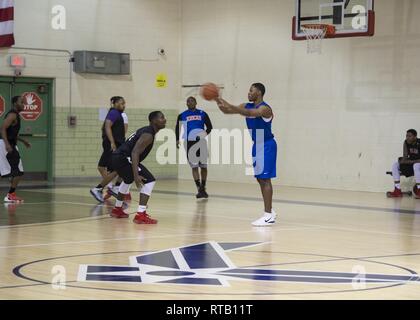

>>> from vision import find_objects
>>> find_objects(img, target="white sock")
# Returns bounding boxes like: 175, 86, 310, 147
115, 200, 123, 208
107, 182, 113, 188
395, 183, 401, 190
392, 162, 401, 181
138, 205, 147, 213
414, 163, 420, 184
118, 182, 131, 195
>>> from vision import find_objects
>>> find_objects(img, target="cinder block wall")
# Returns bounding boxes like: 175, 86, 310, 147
54, 107, 178, 179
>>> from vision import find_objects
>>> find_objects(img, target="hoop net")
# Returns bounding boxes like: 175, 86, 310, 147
301, 24, 335, 54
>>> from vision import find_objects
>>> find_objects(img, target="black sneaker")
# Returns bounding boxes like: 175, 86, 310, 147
196, 190, 205, 199
202, 189, 209, 198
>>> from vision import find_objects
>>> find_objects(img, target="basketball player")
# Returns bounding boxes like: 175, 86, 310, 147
104, 100, 132, 200
0, 96, 31, 202
388, 129, 420, 198
214, 83, 277, 226
90, 96, 127, 203
110, 111, 166, 224
176, 96, 213, 198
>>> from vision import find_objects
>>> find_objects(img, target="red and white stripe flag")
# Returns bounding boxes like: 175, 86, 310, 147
0, 0, 14, 47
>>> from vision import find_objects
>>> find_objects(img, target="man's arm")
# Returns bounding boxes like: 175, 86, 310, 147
403, 142, 408, 159
215, 98, 272, 118
204, 112, 213, 135
17, 136, 31, 148
131, 133, 154, 187
104, 120, 117, 150
175, 114, 181, 148
0, 113, 16, 153
400, 142, 417, 164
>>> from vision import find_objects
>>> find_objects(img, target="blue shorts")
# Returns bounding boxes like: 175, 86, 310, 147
252, 138, 277, 179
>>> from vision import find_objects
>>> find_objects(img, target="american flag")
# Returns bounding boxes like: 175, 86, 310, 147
0, 0, 14, 47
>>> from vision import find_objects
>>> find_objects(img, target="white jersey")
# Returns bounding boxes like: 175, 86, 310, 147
122, 112, 128, 125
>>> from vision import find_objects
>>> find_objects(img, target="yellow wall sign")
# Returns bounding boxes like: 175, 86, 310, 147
156, 73, 167, 88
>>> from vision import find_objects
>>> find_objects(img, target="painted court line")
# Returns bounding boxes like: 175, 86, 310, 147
0, 226, 317, 250
2, 200, 420, 240
152, 190, 420, 215
25, 187, 420, 215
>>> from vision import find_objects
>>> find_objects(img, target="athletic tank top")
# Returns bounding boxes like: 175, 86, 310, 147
2, 110, 21, 146
245, 101, 274, 142
406, 139, 420, 160
116, 125, 156, 162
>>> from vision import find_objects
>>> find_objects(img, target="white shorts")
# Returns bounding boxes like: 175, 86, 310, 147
0, 140, 24, 178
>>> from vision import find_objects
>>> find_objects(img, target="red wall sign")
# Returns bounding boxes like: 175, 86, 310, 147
21, 92, 43, 121
0, 95, 4, 117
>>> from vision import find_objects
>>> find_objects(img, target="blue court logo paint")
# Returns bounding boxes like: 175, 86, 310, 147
77, 241, 420, 287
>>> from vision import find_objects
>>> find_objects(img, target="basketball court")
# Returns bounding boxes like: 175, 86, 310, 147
1, 180, 420, 300
1, 0, 420, 301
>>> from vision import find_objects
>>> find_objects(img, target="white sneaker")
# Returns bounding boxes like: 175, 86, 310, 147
252, 212, 277, 227
112, 185, 120, 196
90, 188, 104, 203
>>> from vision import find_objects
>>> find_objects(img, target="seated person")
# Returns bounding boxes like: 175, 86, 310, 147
388, 129, 420, 198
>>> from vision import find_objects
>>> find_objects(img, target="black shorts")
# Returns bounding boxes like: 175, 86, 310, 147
111, 153, 155, 185
98, 140, 121, 171
400, 163, 415, 177
0, 141, 24, 178
185, 139, 208, 169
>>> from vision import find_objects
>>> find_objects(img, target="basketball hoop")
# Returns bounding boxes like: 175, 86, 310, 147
301, 24, 335, 54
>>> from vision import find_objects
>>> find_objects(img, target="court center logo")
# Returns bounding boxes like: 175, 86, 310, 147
77, 241, 420, 287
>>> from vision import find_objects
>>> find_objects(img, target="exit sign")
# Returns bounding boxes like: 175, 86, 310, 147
9, 55, 25, 68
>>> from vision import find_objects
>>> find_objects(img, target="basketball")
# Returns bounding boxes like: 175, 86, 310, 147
200, 82, 219, 101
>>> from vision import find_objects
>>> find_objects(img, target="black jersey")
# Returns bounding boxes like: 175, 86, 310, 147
2, 110, 21, 146
406, 139, 420, 160
101, 108, 125, 145
116, 125, 156, 163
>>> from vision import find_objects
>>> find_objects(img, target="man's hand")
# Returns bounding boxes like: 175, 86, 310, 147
216, 98, 232, 114
399, 158, 414, 165
134, 174, 146, 189
111, 142, 117, 151
23, 140, 31, 149
5, 144, 13, 153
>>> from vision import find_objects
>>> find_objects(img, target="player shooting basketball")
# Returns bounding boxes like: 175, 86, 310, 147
213, 83, 278, 226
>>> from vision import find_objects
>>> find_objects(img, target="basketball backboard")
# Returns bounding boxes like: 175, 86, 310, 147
292, 0, 375, 40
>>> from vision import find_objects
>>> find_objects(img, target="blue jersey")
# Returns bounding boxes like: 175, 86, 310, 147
245, 101, 274, 142
176, 109, 213, 141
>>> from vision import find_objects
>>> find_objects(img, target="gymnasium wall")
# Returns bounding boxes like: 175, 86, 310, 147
180, 0, 420, 192
0, 0, 182, 179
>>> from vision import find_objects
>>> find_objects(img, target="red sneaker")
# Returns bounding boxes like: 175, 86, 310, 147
125, 193, 132, 201
4, 193, 24, 203
413, 186, 420, 199
133, 212, 157, 225
111, 207, 129, 219
386, 188, 403, 198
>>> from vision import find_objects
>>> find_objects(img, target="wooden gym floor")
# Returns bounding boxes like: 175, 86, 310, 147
0, 180, 420, 300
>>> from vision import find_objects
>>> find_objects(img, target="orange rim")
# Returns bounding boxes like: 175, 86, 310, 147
301, 24, 336, 36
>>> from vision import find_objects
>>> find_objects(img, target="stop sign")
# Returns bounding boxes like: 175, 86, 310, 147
0, 95, 4, 117
21, 92, 43, 121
